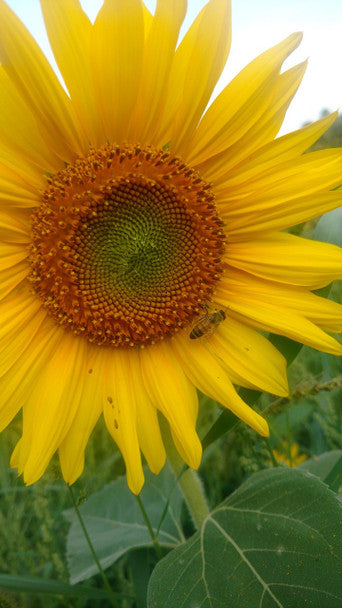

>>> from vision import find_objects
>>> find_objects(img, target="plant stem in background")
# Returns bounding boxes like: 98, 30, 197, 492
67, 485, 119, 608
135, 495, 163, 560
160, 418, 210, 529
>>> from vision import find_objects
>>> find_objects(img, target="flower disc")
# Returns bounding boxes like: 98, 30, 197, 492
29, 144, 226, 347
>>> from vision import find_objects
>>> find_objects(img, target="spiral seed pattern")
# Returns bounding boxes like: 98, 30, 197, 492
29, 144, 225, 347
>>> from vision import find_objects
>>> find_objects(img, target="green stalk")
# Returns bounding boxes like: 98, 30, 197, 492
135, 495, 163, 559
160, 419, 209, 529
68, 485, 119, 608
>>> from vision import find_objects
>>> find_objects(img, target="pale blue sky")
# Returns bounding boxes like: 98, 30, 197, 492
6, 0, 342, 134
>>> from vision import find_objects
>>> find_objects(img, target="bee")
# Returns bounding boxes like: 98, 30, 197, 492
189, 307, 226, 340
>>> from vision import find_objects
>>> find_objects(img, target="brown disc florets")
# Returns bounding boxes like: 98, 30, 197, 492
29, 144, 226, 347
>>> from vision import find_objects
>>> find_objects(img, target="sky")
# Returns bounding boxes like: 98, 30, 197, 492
5, 0, 342, 135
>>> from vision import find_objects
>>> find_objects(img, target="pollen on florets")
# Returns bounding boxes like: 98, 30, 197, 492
29, 144, 226, 347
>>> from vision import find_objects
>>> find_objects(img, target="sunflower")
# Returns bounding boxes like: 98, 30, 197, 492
272, 442, 308, 468
1, 0, 342, 495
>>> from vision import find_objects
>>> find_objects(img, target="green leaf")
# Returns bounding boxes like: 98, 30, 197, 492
299, 450, 342, 492
0, 573, 108, 599
64, 465, 184, 584
201, 409, 237, 450
314, 207, 342, 247
148, 468, 342, 608
128, 548, 154, 608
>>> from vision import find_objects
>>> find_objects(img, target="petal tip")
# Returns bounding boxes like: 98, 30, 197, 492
127, 469, 145, 496
256, 416, 269, 438
148, 452, 167, 476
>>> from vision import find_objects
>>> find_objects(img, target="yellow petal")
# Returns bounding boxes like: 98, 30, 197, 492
0, 242, 28, 271
129, 0, 187, 143
228, 304, 342, 356
20, 332, 88, 484
229, 111, 338, 178
0, 67, 62, 178
0, 146, 45, 191
216, 270, 342, 355
170, 0, 231, 155
152, 2, 204, 145
218, 148, 342, 197
227, 191, 342, 241
227, 232, 342, 289
0, 161, 40, 207
59, 344, 104, 484
128, 349, 166, 475
219, 150, 342, 237
197, 60, 307, 183
102, 348, 144, 495
10, 440, 23, 474
0, 290, 46, 377
142, 2, 152, 38
209, 317, 289, 395
41, 0, 105, 147
92, 0, 145, 144
1, 320, 60, 434
136, 393, 166, 475
172, 334, 269, 436
221, 271, 342, 332
0, 262, 29, 301
0, 210, 30, 243
0, 288, 41, 340
0, 0, 87, 160
139, 341, 202, 470
187, 32, 301, 165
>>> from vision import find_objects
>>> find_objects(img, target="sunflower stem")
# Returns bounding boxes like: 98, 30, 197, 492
135, 494, 163, 560
68, 485, 119, 608
161, 419, 210, 529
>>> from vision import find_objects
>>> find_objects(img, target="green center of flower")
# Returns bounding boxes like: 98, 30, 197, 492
29, 144, 225, 347
77, 178, 196, 305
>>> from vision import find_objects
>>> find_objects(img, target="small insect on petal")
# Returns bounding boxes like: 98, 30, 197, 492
189, 308, 226, 339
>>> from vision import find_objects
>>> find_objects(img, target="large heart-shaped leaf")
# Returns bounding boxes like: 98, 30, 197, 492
64, 465, 184, 584
148, 468, 342, 607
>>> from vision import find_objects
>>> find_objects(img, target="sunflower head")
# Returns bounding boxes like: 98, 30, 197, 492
0, 0, 341, 494
29, 143, 225, 348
